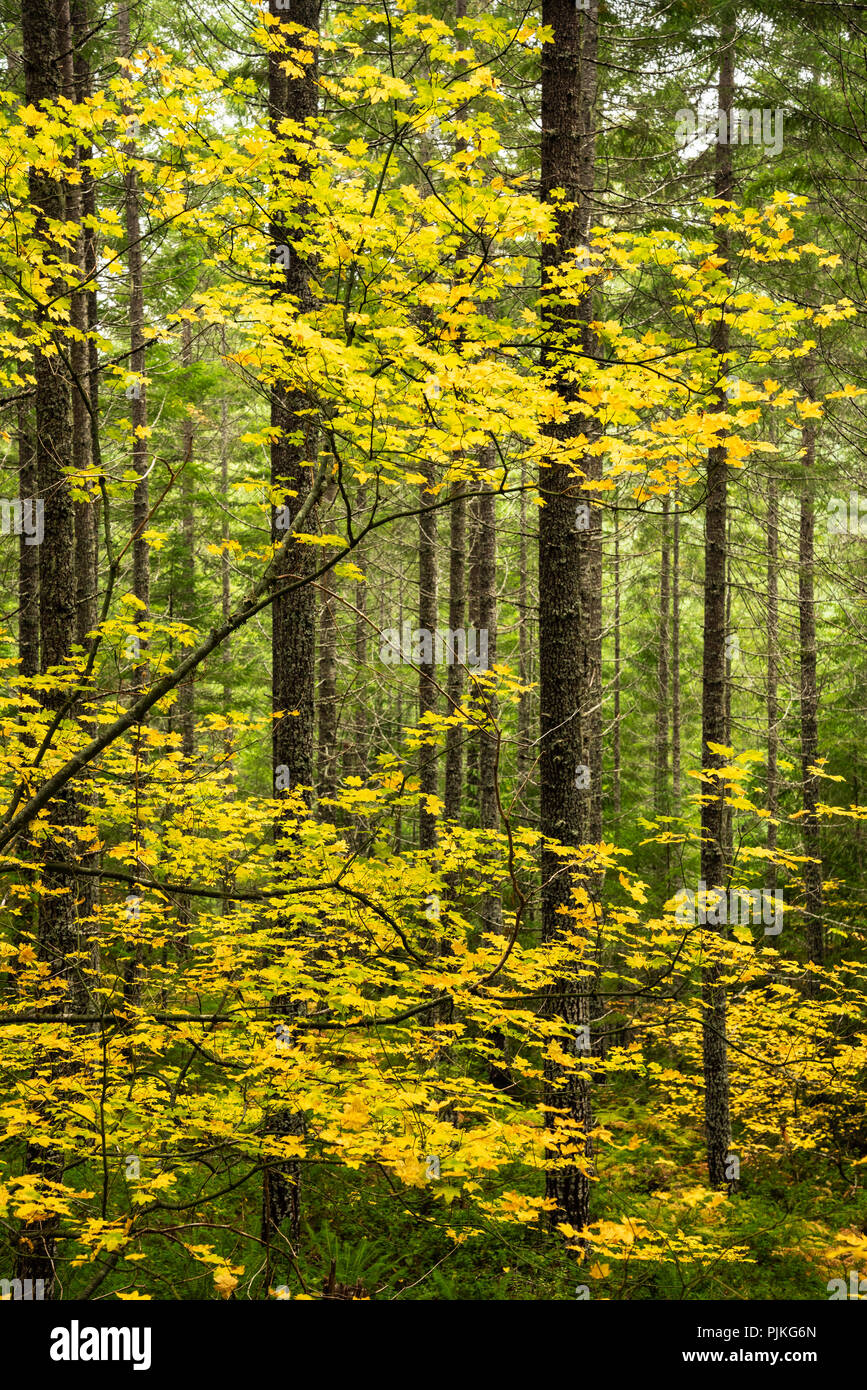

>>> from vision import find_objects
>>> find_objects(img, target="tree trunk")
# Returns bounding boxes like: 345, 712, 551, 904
263, 0, 321, 1274
538, 0, 598, 1232
655, 497, 671, 836
766, 465, 779, 891
700, 15, 734, 1192
418, 468, 438, 850
317, 562, 339, 803
799, 369, 824, 985
352, 486, 368, 786
178, 319, 196, 761
612, 506, 620, 818
17, 0, 82, 1299
517, 457, 532, 797
220, 329, 233, 772
119, 2, 149, 683
444, 481, 466, 823
476, 472, 501, 930
18, 403, 39, 679
672, 489, 681, 810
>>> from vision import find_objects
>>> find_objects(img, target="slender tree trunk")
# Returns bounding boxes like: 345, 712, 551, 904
179, 318, 195, 762
724, 521, 733, 860
18, 404, 39, 679
517, 457, 531, 796
476, 471, 501, 928
700, 15, 734, 1192
76, 0, 100, 649
538, 0, 598, 1232
418, 468, 438, 850
612, 506, 620, 818
262, 0, 320, 1273
119, 2, 149, 683
672, 489, 681, 810
655, 497, 670, 834
17, 0, 83, 1298
444, 482, 466, 823
799, 371, 824, 984
352, 486, 368, 785
317, 562, 338, 802
219, 331, 233, 773
466, 495, 481, 817
766, 465, 779, 891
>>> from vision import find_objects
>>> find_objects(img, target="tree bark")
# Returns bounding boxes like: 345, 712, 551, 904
418, 468, 438, 850
799, 370, 824, 985
672, 489, 681, 810
118, 2, 149, 687
655, 496, 671, 832
444, 481, 466, 823
18, 404, 39, 679
538, 0, 598, 1232
766, 464, 779, 892
263, 0, 321, 1272
317, 562, 339, 803
17, 0, 82, 1298
179, 318, 195, 763
700, 14, 734, 1192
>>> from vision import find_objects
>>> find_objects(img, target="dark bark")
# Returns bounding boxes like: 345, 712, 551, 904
612, 506, 620, 818
263, 0, 321, 1270
119, 3, 149, 685
351, 486, 369, 785
179, 318, 195, 763
766, 464, 778, 890
444, 482, 466, 823
317, 562, 338, 802
17, 0, 82, 1299
538, 0, 599, 1232
18, 404, 39, 679
655, 497, 671, 833
799, 372, 824, 985
700, 15, 734, 1192
517, 458, 532, 796
418, 468, 438, 850
672, 490, 681, 809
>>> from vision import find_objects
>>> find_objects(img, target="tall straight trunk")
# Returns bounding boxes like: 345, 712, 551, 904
700, 15, 734, 1191
18, 0, 83, 1299
179, 318, 195, 762
317, 562, 338, 802
517, 458, 531, 793
118, 1, 149, 1007
352, 486, 368, 785
118, 3, 149, 683
724, 522, 733, 859
611, 507, 621, 818
219, 330, 233, 771
766, 466, 779, 890
476, 471, 502, 934
466, 494, 481, 816
57, 0, 95, 655
269, 0, 317, 806
18, 403, 39, 679
476, 475, 498, 837
672, 489, 681, 809
538, 0, 598, 1232
418, 468, 438, 849
577, 13, 603, 850
75, 0, 100, 646
444, 482, 466, 822
654, 497, 670, 821
263, 0, 320, 1272
799, 374, 824, 984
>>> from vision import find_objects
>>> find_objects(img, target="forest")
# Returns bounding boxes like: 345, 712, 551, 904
0, 0, 865, 1316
